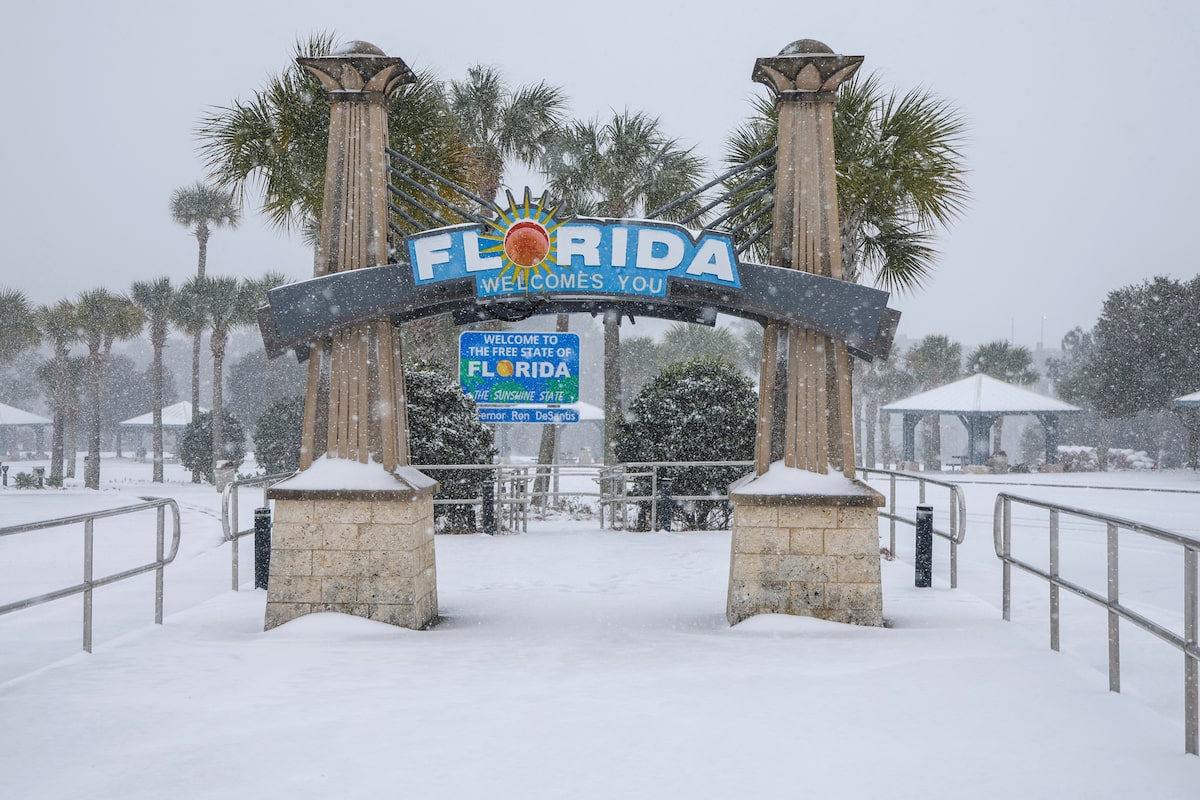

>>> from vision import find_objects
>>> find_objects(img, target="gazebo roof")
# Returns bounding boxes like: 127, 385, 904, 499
120, 401, 206, 429
0, 401, 51, 426
881, 373, 1081, 416
1175, 390, 1200, 407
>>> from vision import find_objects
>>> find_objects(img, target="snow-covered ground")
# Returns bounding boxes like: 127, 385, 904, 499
1, 456, 1198, 798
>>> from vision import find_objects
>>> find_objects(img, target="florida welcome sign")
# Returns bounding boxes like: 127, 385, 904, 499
408, 192, 740, 299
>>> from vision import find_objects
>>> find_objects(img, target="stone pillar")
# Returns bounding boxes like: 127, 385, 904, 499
264, 41, 438, 631
731, 40, 885, 627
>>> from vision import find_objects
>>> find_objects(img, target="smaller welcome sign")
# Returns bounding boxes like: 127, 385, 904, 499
408, 193, 741, 300
460, 331, 580, 405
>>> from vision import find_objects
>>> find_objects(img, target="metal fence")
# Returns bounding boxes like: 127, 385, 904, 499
597, 461, 755, 531
993, 492, 1200, 755
0, 498, 182, 653
858, 466, 967, 588
223, 472, 294, 590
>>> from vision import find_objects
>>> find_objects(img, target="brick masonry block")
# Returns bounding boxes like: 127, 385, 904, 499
359, 575, 418, 606
269, 547, 313, 577
732, 505, 778, 528
269, 575, 322, 603
313, 499, 373, 524
838, 507, 877, 529
788, 528, 825, 555
778, 505, 839, 528
370, 498, 431, 525
367, 548, 422, 579
823, 527, 879, 555
271, 499, 314, 524
264, 602, 312, 630
320, 523, 360, 550
272, 522, 324, 549
835, 553, 883, 584
313, 550, 370, 578
320, 576, 359, 604
732, 526, 791, 555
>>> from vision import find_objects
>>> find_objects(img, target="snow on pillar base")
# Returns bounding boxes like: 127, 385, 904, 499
727, 463, 885, 627
263, 462, 439, 631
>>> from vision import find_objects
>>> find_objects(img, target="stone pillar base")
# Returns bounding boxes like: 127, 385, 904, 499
728, 471, 885, 627
263, 466, 439, 631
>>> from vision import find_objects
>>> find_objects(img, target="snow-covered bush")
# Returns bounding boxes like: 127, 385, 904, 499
180, 410, 246, 483
252, 396, 304, 475
615, 358, 756, 530
405, 362, 496, 533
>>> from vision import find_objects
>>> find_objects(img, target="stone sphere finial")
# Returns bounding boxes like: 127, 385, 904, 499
779, 39, 834, 56
335, 40, 387, 57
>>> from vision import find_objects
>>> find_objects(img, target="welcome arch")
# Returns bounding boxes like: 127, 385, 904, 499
260, 38, 899, 632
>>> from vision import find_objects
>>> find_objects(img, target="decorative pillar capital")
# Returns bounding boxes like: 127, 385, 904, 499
752, 39, 863, 101
298, 40, 416, 102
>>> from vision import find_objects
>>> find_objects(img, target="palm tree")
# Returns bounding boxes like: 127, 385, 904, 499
74, 289, 143, 489
130, 278, 177, 482
541, 110, 706, 463
202, 277, 259, 480
170, 182, 241, 280
173, 277, 210, 421
244, 271, 290, 407
966, 340, 1039, 452
35, 300, 78, 486
197, 32, 474, 238
0, 288, 41, 365
723, 73, 968, 292
448, 65, 567, 209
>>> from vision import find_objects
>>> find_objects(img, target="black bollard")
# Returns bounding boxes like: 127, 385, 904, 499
915, 504, 933, 588
1, 464, 7, 486
656, 478, 674, 531
33, 466, 45, 489
254, 507, 272, 590
481, 483, 496, 535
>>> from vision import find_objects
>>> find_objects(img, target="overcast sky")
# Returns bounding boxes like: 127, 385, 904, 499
6, 0, 1197, 354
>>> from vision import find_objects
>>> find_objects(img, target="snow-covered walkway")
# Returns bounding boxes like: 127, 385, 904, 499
3, 484, 1199, 798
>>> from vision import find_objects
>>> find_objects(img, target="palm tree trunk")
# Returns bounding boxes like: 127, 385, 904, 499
189, 331, 203, 483
50, 405, 65, 486
65, 403, 78, 479
152, 341, 164, 483
85, 352, 102, 489
211, 337, 226, 482
533, 314, 569, 505
196, 225, 209, 279
603, 316, 621, 464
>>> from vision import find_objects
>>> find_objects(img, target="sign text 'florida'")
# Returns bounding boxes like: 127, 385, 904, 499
409, 218, 741, 299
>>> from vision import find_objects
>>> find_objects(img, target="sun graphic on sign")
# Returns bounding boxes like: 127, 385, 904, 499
480, 189, 568, 285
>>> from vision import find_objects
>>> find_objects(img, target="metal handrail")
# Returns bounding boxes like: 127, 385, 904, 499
0, 497, 182, 653
858, 466, 967, 588
598, 461, 756, 531
223, 472, 295, 591
993, 492, 1199, 755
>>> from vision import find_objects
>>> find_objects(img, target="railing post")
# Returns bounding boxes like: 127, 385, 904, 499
1107, 521, 1121, 693
482, 482, 496, 535
1002, 497, 1012, 622
889, 473, 897, 558
155, 505, 165, 624
915, 504, 933, 588
254, 507, 272, 590
949, 489, 959, 588
650, 466, 658, 532
83, 519, 94, 653
657, 477, 674, 531
1184, 546, 1198, 756
1050, 509, 1060, 652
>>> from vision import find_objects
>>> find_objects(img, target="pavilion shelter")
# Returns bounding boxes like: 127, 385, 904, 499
119, 401, 206, 457
0, 401, 52, 457
880, 374, 1080, 468
1174, 390, 1200, 469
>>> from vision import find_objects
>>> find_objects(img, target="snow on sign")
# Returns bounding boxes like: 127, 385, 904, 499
459, 332, 580, 405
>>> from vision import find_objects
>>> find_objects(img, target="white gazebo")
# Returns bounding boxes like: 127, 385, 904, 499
1175, 390, 1200, 469
881, 374, 1081, 467
119, 401, 206, 455
0, 401, 52, 456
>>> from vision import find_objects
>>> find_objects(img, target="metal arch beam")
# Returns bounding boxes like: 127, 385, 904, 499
258, 260, 899, 363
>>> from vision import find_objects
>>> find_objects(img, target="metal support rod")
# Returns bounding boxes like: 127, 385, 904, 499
949, 489, 959, 588
155, 505, 165, 625
1002, 498, 1012, 621
1185, 547, 1198, 756
915, 504, 933, 588
657, 478, 674, 531
1108, 521, 1121, 693
83, 519, 93, 653
1050, 509, 1060, 652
